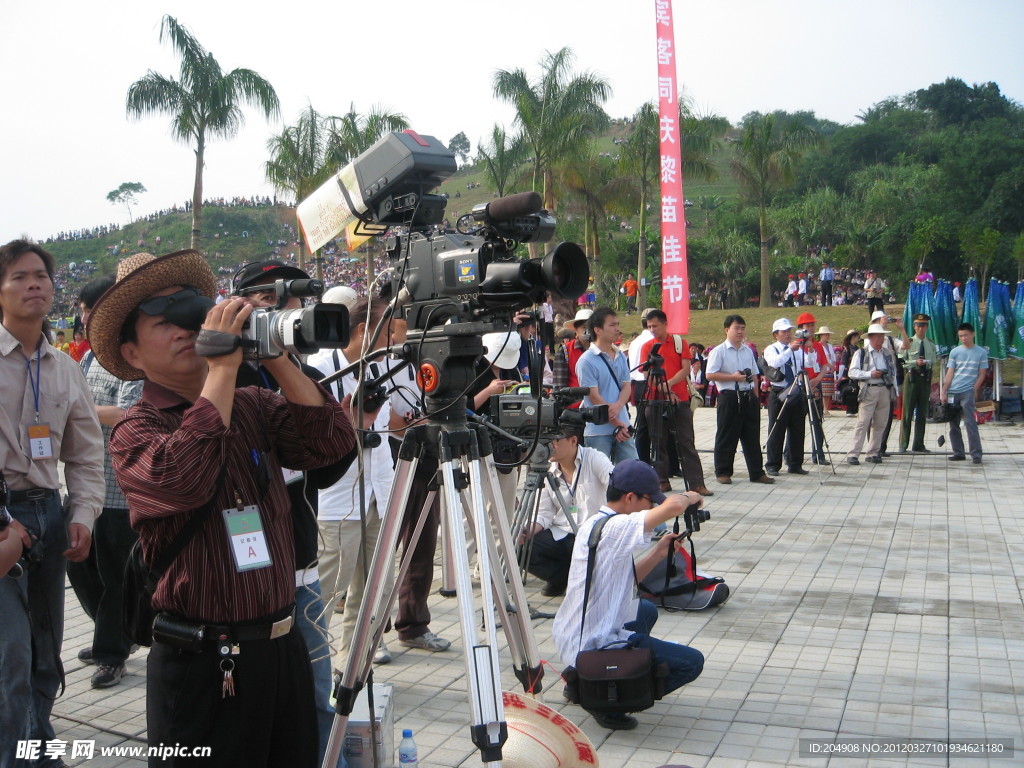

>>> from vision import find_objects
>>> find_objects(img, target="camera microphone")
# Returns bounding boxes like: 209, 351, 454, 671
473, 191, 543, 223
555, 386, 590, 401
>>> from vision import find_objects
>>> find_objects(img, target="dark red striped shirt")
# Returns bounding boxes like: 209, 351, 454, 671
110, 380, 355, 623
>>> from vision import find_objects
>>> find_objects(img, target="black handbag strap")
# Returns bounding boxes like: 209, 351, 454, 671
577, 514, 613, 655
144, 464, 228, 595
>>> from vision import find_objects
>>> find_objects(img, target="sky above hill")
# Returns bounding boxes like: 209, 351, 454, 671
2, 0, 1022, 244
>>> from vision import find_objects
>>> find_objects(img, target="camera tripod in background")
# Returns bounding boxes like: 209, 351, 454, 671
633, 348, 691, 492
765, 366, 837, 484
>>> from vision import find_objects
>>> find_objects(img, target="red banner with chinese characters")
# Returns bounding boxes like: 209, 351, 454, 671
655, 0, 689, 334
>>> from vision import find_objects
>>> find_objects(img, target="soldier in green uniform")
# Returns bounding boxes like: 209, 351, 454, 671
899, 313, 937, 453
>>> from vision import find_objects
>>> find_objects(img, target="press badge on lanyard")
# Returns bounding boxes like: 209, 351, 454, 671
26, 348, 54, 460
222, 499, 273, 572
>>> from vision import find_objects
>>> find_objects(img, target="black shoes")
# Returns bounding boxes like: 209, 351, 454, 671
787, 467, 809, 475
949, 455, 966, 462
865, 455, 882, 464
541, 581, 567, 598
591, 711, 638, 730
765, 469, 780, 477
91, 663, 126, 689
847, 457, 860, 465
973, 457, 983, 465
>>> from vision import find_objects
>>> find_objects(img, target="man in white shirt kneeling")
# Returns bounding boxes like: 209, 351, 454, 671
552, 460, 705, 730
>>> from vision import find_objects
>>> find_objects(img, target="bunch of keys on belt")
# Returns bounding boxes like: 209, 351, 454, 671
217, 633, 239, 698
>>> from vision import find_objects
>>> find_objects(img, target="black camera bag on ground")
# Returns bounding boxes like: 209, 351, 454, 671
562, 516, 668, 713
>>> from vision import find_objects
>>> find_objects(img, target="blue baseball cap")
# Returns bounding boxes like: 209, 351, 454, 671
609, 459, 666, 504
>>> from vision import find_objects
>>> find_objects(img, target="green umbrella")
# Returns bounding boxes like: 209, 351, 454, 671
1010, 282, 1024, 360
981, 279, 1011, 360
931, 280, 958, 356
961, 279, 982, 336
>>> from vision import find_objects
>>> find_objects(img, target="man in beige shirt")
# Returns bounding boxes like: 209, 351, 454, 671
0, 239, 104, 765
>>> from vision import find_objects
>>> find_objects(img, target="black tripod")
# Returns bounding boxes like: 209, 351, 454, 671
321, 325, 544, 768
765, 367, 837, 483
633, 353, 688, 490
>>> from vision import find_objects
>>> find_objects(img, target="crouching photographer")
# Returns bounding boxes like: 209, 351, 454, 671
90, 251, 356, 768
552, 460, 705, 731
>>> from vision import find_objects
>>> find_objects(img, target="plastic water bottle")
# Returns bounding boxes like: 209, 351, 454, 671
398, 729, 418, 767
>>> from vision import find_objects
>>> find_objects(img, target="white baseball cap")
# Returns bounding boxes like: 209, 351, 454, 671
772, 318, 795, 333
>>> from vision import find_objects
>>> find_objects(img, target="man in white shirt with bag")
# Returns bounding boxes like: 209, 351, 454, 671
553, 460, 705, 731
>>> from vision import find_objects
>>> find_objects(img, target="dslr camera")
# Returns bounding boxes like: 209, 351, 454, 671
241, 278, 349, 359
793, 329, 811, 341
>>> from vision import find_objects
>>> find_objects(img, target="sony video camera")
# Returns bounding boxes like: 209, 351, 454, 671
242, 278, 349, 359
489, 386, 608, 437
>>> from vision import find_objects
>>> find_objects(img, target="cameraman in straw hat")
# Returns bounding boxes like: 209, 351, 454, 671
90, 250, 356, 767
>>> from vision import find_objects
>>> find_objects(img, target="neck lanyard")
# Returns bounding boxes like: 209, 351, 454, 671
26, 346, 42, 424
561, 455, 582, 501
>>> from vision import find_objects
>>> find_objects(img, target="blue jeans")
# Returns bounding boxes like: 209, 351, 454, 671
584, 433, 639, 464
0, 493, 68, 768
625, 599, 704, 695
948, 389, 982, 460
295, 579, 336, 768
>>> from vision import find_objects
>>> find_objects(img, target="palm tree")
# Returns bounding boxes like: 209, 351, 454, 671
560, 150, 619, 264
477, 125, 527, 198
493, 47, 611, 214
126, 15, 280, 251
730, 114, 822, 307
612, 101, 728, 307
265, 104, 337, 273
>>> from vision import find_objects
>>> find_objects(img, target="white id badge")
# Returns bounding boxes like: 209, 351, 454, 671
281, 467, 304, 485
28, 424, 54, 461
222, 505, 273, 572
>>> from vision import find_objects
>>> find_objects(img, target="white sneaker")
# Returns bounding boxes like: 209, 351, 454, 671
398, 631, 451, 652
373, 641, 392, 664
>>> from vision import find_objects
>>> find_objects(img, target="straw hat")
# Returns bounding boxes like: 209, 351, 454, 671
562, 308, 593, 332
500, 691, 598, 768
814, 326, 833, 336
88, 250, 217, 381
865, 323, 891, 335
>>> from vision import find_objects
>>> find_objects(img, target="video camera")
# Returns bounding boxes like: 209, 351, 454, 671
241, 278, 349, 359
739, 368, 755, 384
489, 386, 608, 437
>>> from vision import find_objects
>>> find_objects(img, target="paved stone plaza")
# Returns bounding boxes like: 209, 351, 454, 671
52, 408, 1023, 767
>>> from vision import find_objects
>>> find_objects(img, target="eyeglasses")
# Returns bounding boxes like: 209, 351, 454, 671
138, 288, 201, 316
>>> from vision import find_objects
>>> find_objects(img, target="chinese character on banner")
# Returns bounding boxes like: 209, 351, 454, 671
655, 0, 689, 334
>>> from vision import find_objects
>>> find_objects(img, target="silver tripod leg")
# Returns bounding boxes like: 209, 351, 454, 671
474, 448, 546, 693
322, 452, 419, 768
439, 429, 507, 764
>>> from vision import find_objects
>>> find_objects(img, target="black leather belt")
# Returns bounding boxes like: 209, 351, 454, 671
8, 488, 58, 503
206, 606, 296, 645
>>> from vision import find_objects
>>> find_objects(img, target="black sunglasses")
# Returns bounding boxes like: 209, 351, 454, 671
138, 288, 201, 316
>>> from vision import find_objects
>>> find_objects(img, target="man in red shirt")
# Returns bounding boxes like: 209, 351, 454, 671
638, 310, 712, 496
622, 274, 639, 315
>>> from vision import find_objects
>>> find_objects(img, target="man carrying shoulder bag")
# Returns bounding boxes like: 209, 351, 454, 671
552, 460, 705, 730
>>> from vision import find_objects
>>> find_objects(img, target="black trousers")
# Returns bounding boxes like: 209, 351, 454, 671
67, 507, 139, 665
821, 280, 833, 306
867, 298, 884, 316
766, 388, 807, 472
713, 390, 765, 480
147, 623, 317, 767
524, 528, 575, 588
